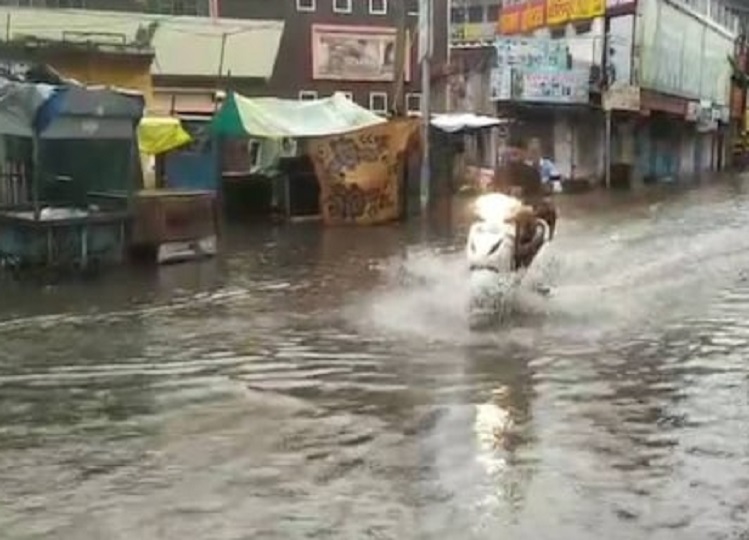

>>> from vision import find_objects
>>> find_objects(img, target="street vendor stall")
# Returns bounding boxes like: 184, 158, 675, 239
0, 78, 144, 275
210, 91, 395, 223
132, 116, 218, 264
430, 113, 507, 194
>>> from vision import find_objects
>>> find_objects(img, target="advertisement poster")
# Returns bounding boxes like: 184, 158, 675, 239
514, 70, 590, 103
491, 37, 589, 103
546, 0, 604, 25
311, 24, 411, 82
499, 1, 546, 35
494, 37, 570, 72
499, 4, 523, 34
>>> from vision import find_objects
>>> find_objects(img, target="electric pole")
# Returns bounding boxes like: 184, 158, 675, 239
418, 0, 433, 212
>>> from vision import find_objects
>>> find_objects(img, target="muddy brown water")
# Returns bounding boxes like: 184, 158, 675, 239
1, 179, 749, 539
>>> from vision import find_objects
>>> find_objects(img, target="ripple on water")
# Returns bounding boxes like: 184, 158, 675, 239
3, 187, 749, 538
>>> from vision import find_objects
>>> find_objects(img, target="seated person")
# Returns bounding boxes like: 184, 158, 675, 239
493, 138, 557, 268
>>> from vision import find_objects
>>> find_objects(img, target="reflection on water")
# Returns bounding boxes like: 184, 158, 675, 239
2, 183, 749, 538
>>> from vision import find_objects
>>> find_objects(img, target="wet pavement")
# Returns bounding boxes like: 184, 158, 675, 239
2, 178, 749, 539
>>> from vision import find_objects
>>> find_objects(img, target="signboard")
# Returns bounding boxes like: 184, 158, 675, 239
491, 37, 588, 103
546, 0, 604, 24
499, 4, 523, 35
451, 22, 496, 43
308, 119, 418, 226
494, 37, 570, 72
499, 2, 546, 35
520, 0, 546, 33
684, 100, 721, 130
311, 25, 411, 82
514, 69, 590, 103
603, 84, 640, 111
685, 101, 700, 121
574, 0, 605, 19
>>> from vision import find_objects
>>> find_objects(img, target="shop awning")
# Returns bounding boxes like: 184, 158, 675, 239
431, 113, 507, 133
152, 20, 285, 79
0, 9, 285, 81
211, 91, 386, 138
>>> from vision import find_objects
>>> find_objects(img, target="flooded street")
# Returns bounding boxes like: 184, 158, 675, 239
2, 179, 749, 539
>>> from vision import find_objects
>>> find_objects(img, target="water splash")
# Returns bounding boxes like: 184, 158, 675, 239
356, 197, 749, 346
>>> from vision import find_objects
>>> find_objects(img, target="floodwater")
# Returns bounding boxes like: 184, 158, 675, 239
2, 178, 749, 539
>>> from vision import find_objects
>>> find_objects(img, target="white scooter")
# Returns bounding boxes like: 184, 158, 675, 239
466, 193, 552, 329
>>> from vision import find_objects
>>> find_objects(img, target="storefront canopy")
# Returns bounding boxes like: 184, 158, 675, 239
210, 91, 386, 139
0, 78, 144, 139
430, 113, 507, 133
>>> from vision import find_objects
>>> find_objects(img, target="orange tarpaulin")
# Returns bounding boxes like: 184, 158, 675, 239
308, 118, 419, 226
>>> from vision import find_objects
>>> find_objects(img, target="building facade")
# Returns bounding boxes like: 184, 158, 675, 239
0, 0, 450, 116
448, 0, 744, 186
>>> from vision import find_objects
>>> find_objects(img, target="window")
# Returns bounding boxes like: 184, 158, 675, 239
406, 93, 421, 114
407, 0, 418, 15
467, 6, 483, 22
299, 90, 318, 101
296, 0, 315, 12
450, 7, 465, 23
145, 0, 209, 16
333, 0, 352, 13
369, 0, 386, 15
487, 5, 500, 21
369, 92, 388, 114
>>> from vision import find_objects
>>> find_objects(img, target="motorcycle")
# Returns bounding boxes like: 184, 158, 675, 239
466, 192, 552, 329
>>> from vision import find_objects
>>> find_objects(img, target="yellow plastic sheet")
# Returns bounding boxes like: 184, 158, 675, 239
138, 117, 192, 155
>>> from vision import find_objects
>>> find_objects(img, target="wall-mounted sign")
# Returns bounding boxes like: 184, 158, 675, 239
498, 4, 523, 35
520, 0, 546, 33
311, 24, 410, 82
494, 37, 570, 71
546, 0, 604, 25
450, 22, 496, 43
491, 37, 590, 104
687, 100, 720, 131
685, 101, 700, 121
514, 69, 590, 103
719, 105, 730, 124
498, 1, 546, 35
603, 84, 640, 111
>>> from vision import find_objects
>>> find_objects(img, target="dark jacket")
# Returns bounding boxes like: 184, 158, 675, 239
493, 160, 545, 204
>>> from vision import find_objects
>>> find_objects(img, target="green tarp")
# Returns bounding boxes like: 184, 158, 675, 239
210, 91, 386, 138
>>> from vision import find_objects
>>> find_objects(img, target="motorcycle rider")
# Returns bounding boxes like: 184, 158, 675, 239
493, 137, 558, 269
